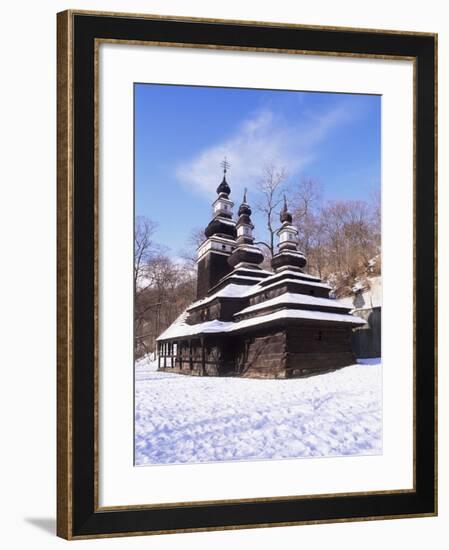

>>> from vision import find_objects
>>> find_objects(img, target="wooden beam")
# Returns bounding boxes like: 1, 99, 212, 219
201, 337, 206, 376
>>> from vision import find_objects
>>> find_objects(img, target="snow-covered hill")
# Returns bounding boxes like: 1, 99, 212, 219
135, 356, 382, 466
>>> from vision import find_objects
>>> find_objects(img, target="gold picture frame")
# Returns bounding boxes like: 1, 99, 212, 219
57, 10, 437, 539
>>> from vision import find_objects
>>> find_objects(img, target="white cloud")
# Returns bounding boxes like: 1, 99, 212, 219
176, 104, 350, 199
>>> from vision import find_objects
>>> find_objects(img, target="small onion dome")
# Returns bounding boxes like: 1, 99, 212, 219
237, 214, 252, 227
216, 175, 231, 197
238, 188, 251, 217
228, 244, 264, 268
204, 217, 237, 239
280, 195, 293, 224
271, 250, 307, 271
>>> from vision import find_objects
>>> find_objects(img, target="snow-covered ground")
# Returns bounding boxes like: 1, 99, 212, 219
135, 356, 382, 466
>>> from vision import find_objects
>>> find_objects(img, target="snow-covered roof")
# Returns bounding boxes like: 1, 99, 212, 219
157, 310, 192, 340
186, 283, 251, 311
231, 308, 365, 332
245, 277, 331, 298
234, 244, 263, 253
230, 266, 272, 276
187, 267, 273, 311
215, 216, 236, 226
157, 307, 365, 340
260, 269, 320, 283
220, 275, 262, 282
209, 267, 269, 288
274, 250, 305, 258
338, 295, 355, 308
187, 270, 331, 312
157, 314, 231, 340
235, 292, 351, 316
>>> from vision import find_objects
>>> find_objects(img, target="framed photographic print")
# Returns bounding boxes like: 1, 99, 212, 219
57, 10, 437, 539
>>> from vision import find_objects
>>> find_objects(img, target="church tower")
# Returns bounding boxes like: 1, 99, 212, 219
228, 189, 264, 269
196, 159, 237, 299
271, 196, 307, 272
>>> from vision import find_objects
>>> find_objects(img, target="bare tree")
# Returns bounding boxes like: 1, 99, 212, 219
292, 178, 322, 225
314, 199, 380, 296
134, 216, 158, 289
370, 188, 381, 245
135, 253, 196, 358
290, 178, 323, 263
134, 216, 197, 358
179, 227, 205, 270
254, 164, 288, 257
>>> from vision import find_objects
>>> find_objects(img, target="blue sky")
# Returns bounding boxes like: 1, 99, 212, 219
135, 83, 380, 256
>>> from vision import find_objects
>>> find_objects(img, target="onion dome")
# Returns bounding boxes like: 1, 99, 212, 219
228, 189, 264, 269
216, 156, 231, 197
204, 217, 236, 239
280, 195, 293, 224
271, 196, 307, 272
204, 159, 237, 239
237, 188, 252, 226
271, 248, 306, 271
216, 175, 231, 197
238, 189, 251, 216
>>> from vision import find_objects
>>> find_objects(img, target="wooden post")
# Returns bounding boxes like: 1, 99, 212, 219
157, 342, 160, 370
163, 342, 167, 369
189, 339, 193, 370
201, 336, 206, 376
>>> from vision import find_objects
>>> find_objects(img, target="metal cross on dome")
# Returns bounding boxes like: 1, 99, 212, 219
220, 157, 231, 175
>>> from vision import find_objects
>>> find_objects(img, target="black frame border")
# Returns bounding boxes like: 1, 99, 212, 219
58, 11, 437, 539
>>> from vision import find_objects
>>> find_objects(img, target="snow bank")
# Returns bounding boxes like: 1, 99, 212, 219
135, 362, 382, 466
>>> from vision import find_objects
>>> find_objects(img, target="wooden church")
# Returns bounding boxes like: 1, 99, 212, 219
156, 165, 365, 378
